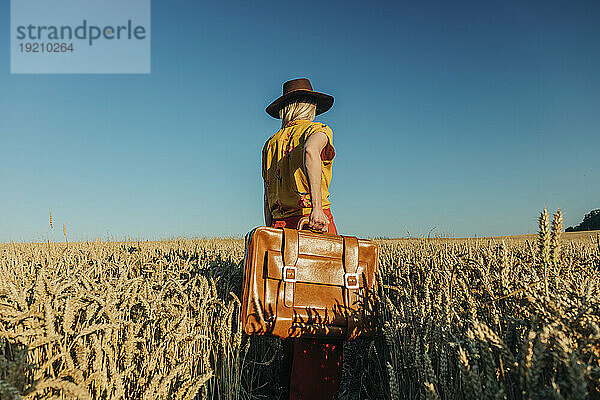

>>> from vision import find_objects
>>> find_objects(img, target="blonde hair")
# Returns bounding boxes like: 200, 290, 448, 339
279, 95, 317, 128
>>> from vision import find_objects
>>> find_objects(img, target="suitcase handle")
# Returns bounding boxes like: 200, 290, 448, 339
297, 216, 326, 233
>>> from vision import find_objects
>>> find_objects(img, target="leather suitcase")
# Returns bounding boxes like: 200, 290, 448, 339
240, 218, 379, 339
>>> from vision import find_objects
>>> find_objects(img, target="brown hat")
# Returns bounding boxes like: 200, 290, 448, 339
266, 78, 334, 119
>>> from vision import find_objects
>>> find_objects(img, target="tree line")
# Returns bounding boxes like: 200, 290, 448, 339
565, 209, 600, 232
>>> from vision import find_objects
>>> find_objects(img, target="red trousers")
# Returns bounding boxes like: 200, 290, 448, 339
272, 209, 343, 400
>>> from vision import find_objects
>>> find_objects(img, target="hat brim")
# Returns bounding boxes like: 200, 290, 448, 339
266, 89, 334, 119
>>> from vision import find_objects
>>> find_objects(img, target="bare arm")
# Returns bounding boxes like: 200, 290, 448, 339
303, 132, 329, 232
263, 180, 272, 227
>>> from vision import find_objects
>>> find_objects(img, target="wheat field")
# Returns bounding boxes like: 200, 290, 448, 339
1, 209, 599, 399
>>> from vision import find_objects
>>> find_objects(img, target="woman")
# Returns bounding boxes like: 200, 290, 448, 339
262, 78, 342, 400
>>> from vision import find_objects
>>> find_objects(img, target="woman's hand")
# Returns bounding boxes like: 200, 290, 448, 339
308, 207, 329, 232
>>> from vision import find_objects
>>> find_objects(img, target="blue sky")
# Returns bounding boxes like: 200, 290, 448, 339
1, 0, 599, 241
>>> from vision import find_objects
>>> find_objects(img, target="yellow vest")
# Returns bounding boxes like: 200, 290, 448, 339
262, 119, 335, 219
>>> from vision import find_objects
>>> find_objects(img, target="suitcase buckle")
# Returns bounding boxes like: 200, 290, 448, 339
283, 266, 297, 282
344, 273, 359, 289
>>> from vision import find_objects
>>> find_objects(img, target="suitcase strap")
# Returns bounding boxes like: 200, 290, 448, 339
282, 228, 299, 308
274, 228, 299, 334
343, 235, 361, 339
278, 228, 362, 338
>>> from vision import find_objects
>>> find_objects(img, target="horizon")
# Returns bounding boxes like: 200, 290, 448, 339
4, 210, 599, 244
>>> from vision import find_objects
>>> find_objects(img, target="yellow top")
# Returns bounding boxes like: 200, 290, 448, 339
262, 119, 336, 219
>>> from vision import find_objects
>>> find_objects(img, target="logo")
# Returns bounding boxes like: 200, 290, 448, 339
16, 20, 147, 46
11, 0, 151, 74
